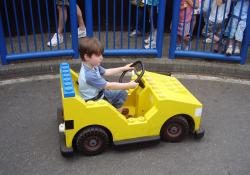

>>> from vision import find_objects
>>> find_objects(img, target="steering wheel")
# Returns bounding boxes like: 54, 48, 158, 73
119, 61, 145, 87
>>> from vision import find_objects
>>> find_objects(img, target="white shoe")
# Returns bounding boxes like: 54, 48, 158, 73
47, 33, 63, 47
144, 41, 156, 49
205, 38, 212, 43
129, 29, 142, 37
144, 36, 153, 44
226, 45, 233, 55
78, 28, 86, 38
234, 45, 240, 55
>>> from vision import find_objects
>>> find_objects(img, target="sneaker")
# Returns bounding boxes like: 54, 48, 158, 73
144, 41, 156, 49
47, 33, 63, 47
176, 44, 181, 51
144, 36, 154, 44
129, 29, 142, 37
234, 45, 240, 55
226, 45, 233, 55
78, 28, 86, 38
205, 38, 212, 43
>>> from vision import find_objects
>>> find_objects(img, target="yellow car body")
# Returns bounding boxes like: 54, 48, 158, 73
58, 63, 204, 156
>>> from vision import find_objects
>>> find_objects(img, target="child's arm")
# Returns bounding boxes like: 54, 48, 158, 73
104, 63, 134, 76
105, 81, 138, 90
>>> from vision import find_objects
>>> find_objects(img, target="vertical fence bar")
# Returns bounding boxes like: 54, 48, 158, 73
210, 6, 219, 52
142, 0, 147, 48
62, 1, 67, 49
181, 8, 187, 50
12, 0, 22, 53
149, 5, 153, 48
29, 0, 38, 51
3, 0, 14, 53
113, 0, 116, 49
203, 0, 212, 51
45, 0, 52, 50
135, 3, 139, 48
128, 0, 131, 48
37, 0, 45, 51
188, 0, 196, 50
169, 0, 181, 59
98, 0, 101, 40
0, 14, 8, 65
21, 0, 30, 52
85, 0, 93, 37
70, 0, 78, 58
120, 0, 124, 48
233, 0, 244, 53
240, 2, 250, 64
218, 0, 228, 53
156, 0, 166, 57
106, 0, 109, 48
53, 0, 60, 49
195, 0, 205, 50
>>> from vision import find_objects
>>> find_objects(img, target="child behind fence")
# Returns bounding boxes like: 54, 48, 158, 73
177, 0, 199, 50
202, 0, 232, 52
225, 0, 249, 55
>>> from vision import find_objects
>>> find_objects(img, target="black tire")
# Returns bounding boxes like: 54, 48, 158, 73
161, 116, 189, 142
75, 127, 109, 156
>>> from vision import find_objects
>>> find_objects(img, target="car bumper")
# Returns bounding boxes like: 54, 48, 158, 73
194, 127, 205, 140
57, 107, 74, 157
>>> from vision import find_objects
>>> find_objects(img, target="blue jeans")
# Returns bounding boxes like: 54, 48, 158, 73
225, 17, 246, 42
104, 90, 128, 108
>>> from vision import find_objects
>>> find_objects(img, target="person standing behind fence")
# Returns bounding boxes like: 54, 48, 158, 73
144, 0, 159, 49
129, 0, 149, 37
47, 0, 87, 47
192, 0, 202, 34
225, 0, 249, 55
176, 0, 199, 50
202, 0, 231, 52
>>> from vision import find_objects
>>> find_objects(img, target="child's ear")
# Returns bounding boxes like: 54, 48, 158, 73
84, 54, 89, 61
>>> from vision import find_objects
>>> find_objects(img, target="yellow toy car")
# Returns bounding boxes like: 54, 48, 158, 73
57, 61, 205, 157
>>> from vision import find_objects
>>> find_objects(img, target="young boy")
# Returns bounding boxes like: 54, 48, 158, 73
78, 37, 138, 114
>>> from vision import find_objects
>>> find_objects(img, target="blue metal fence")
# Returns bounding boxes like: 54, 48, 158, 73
0, 0, 78, 65
88, 0, 166, 57
0, 0, 249, 65
169, 0, 250, 64
0, 0, 166, 65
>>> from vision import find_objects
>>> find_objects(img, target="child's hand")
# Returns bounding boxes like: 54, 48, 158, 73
122, 63, 134, 72
128, 81, 138, 89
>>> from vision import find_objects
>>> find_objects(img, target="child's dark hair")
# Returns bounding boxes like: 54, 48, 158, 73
78, 37, 104, 61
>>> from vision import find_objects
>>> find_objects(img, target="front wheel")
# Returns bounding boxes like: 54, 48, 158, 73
161, 116, 189, 142
75, 127, 109, 156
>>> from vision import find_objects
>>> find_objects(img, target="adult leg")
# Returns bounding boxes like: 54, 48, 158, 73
76, 5, 86, 30
57, 5, 68, 36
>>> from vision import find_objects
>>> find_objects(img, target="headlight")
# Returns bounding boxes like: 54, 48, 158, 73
59, 123, 65, 133
195, 108, 202, 117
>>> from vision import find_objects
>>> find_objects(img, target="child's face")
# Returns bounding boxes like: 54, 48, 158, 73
86, 54, 103, 67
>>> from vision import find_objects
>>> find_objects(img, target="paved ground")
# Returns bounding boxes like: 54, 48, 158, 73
0, 75, 250, 175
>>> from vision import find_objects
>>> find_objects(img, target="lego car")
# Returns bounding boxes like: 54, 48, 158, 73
57, 61, 205, 157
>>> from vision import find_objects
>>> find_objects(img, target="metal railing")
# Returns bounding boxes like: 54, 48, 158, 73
0, 0, 166, 65
0, 0, 79, 64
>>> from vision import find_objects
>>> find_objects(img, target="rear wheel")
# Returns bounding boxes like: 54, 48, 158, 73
161, 116, 189, 142
75, 127, 109, 156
